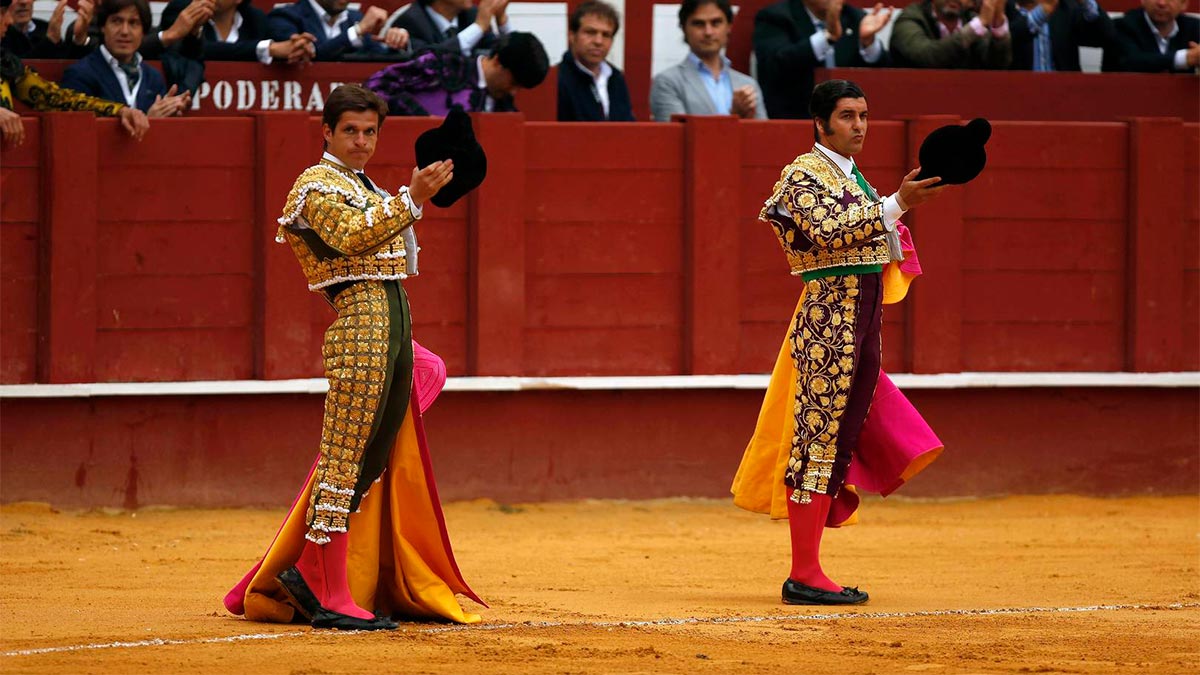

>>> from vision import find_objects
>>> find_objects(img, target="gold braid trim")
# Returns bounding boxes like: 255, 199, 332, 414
277, 164, 415, 256
761, 149, 891, 276
13, 65, 125, 116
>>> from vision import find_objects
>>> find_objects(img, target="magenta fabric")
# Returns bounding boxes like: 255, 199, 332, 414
828, 371, 945, 526
412, 340, 447, 414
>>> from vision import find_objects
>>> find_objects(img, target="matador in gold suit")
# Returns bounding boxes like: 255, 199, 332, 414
224, 85, 482, 631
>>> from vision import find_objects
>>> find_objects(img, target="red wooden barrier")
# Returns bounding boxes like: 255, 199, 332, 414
2, 115, 1197, 383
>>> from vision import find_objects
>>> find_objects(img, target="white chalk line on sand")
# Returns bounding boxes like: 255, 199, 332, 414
5, 601, 1197, 657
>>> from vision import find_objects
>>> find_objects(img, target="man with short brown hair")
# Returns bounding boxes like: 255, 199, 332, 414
223, 84, 485, 631
558, 0, 634, 121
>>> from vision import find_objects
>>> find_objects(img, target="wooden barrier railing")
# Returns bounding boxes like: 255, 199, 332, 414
1, 114, 1196, 383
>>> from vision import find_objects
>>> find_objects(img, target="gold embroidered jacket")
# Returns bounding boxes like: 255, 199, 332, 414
761, 147, 891, 276
0, 51, 125, 116
276, 161, 420, 292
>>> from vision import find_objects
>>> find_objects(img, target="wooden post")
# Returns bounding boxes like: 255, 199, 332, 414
38, 113, 97, 383
468, 113, 527, 375
681, 115, 742, 374
1125, 117, 1185, 372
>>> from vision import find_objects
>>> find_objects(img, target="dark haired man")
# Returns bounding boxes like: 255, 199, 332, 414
1101, 0, 1196, 72
365, 30, 548, 116
754, 0, 893, 119
733, 80, 945, 606
558, 0, 633, 121
651, 0, 764, 121
386, 0, 510, 56
0, 0, 149, 145
223, 84, 485, 630
61, 0, 191, 115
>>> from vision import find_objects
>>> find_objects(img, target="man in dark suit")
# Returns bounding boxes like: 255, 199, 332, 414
161, 0, 315, 62
1, 0, 50, 56
754, 0, 893, 119
267, 0, 409, 61
1005, 0, 1114, 70
558, 0, 633, 121
61, 0, 190, 116
1101, 0, 1198, 72
386, 0, 510, 56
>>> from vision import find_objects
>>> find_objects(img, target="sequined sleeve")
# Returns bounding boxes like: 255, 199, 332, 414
13, 65, 125, 116
279, 167, 419, 256
774, 167, 886, 251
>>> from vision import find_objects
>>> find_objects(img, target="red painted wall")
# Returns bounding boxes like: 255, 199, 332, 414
1, 386, 1195, 508
1, 115, 1197, 383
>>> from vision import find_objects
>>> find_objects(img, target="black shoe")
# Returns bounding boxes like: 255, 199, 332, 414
276, 566, 321, 621
311, 607, 398, 631
781, 579, 869, 606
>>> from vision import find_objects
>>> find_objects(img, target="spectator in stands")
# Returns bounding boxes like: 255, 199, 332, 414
67, 0, 210, 59
754, 0, 893, 119
4, 0, 102, 59
0, 0, 149, 145
558, 1, 634, 121
2, 0, 58, 57
1101, 0, 1198, 72
386, 0, 510, 56
160, 0, 316, 63
267, 0, 410, 61
365, 30, 548, 116
1006, 0, 1115, 70
890, 0, 1013, 68
61, 0, 191, 116
652, 0, 765, 121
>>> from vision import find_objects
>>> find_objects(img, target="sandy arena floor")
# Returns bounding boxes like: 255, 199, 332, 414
0, 495, 1197, 675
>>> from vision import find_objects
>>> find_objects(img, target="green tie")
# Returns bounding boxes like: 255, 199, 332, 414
851, 164, 879, 202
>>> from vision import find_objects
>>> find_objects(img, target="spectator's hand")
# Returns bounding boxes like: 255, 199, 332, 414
72, 0, 94, 46
1037, 0, 1058, 15
1187, 41, 1199, 68
976, 0, 998, 29
117, 106, 149, 141
163, 0, 215, 44
45, 0, 68, 44
356, 6, 388, 38
824, 0, 844, 42
731, 85, 758, 119
896, 168, 947, 209
147, 85, 192, 117
858, 3, 894, 47
270, 32, 317, 63
0, 108, 25, 147
379, 26, 409, 50
408, 160, 454, 207
475, 0, 508, 32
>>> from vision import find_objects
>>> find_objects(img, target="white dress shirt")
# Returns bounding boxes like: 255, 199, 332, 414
1141, 11, 1190, 71
804, 6, 883, 66
571, 57, 613, 117
425, 4, 511, 56
306, 0, 363, 46
210, 11, 274, 65
99, 45, 143, 107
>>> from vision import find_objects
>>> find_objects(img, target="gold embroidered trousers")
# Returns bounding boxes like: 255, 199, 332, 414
787, 272, 884, 504
305, 279, 413, 544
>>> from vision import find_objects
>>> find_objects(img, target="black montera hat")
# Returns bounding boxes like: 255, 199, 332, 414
916, 118, 992, 186
414, 106, 487, 208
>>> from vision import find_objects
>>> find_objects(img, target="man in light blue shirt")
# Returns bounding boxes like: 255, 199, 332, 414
650, 0, 767, 121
